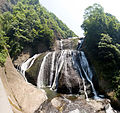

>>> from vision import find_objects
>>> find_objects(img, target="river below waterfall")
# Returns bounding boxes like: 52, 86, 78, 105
19, 38, 118, 113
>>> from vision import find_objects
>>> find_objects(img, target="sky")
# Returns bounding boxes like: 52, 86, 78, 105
40, 0, 120, 37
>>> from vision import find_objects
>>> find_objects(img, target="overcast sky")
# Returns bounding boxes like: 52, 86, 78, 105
40, 0, 120, 37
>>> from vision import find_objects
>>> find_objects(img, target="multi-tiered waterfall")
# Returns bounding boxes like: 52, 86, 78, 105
19, 38, 117, 113
20, 38, 99, 99
36, 38, 100, 100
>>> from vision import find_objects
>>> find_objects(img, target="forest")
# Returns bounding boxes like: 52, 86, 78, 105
82, 3, 120, 99
0, 0, 76, 66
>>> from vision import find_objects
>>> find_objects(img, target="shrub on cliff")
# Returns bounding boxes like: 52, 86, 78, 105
0, 14, 8, 66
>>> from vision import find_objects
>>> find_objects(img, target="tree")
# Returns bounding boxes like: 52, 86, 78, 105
0, 0, 76, 62
82, 3, 120, 99
98, 34, 120, 77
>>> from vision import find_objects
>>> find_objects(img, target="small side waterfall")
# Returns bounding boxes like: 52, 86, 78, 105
79, 51, 99, 99
20, 54, 39, 81
77, 39, 84, 50
60, 39, 63, 50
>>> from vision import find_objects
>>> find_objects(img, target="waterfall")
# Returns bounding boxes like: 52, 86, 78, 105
60, 39, 63, 50
105, 103, 116, 113
20, 54, 39, 81
72, 51, 89, 101
51, 50, 65, 90
36, 38, 100, 100
19, 38, 117, 112
27, 54, 40, 69
37, 52, 51, 88
77, 39, 84, 50
79, 51, 100, 99
80, 51, 93, 80
49, 51, 56, 87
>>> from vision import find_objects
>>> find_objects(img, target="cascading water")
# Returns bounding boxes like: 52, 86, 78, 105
20, 54, 39, 81
51, 50, 64, 90
79, 51, 100, 99
19, 38, 117, 113
19, 37, 99, 100
36, 38, 100, 100
77, 39, 84, 50
37, 52, 51, 88
72, 51, 89, 100
49, 51, 56, 87
20, 38, 99, 99
60, 39, 63, 50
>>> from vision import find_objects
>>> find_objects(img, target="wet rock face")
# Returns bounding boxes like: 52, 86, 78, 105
55, 38, 80, 50
25, 50, 93, 96
57, 72, 83, 94
23, 38, 93, 96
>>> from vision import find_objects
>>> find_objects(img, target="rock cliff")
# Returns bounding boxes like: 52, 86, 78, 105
0, 55, 47, 113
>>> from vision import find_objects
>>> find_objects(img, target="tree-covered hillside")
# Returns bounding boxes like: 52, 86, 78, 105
82, 3, 120, 103
0, 0, 77, 65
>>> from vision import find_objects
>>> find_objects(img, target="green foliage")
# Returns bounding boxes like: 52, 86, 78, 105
0, 0, 76, 63
112, 71, 120, 98
0, 19, 8, 66
0, 48, 8, 66
82, 3, 120, 98
49, 13, 77, 38
98, 34, 120, 77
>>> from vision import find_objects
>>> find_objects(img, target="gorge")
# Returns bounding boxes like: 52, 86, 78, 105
0, 0, 120, 112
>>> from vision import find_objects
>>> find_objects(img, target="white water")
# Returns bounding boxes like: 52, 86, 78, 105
51, 50, 64, 90
37, 52, 51, 88
72, 51, 89, 101
20, 54, 39, 81
27, 54, 40, 69
49, 51, 56, 87
20, 38, 116, 112
77, 39, 84, 50
105, 103, 117, 113
60, 39, 63, 50
80, 51, 93, 80
36, 39, 97, 100
80, 51, 100, 99
36, 39, 101, 100
51, 50, 76, 91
